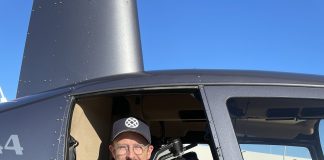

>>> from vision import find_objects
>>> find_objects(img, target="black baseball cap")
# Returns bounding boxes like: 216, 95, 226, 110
111, 117, 151, 144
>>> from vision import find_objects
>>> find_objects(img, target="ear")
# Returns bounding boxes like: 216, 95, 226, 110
109, 144, 116, 159
146, 145, 154, 159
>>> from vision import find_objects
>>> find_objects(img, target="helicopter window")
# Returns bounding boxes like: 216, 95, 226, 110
240, 144, 312, 160
68, 89, 218, 160
227, 97, 324, 160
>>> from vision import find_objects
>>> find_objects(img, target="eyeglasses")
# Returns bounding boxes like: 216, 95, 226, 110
114, 144, 149, 155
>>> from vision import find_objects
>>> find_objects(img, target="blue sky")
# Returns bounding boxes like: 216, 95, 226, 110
1, 0, 324, 100
0, 0, 324, 158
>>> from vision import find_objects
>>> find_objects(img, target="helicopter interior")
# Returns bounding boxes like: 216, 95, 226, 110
68, 89, 214, 160
228, 98, 323, 140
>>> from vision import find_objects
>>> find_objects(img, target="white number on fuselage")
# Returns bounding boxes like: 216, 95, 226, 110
0, 135, 23, 155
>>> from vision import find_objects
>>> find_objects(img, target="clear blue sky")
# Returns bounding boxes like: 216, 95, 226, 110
0, 0, 324, 158
1, 0, 324, 100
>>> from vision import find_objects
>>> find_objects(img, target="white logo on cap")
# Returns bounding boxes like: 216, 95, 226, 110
125, 117, 139, 128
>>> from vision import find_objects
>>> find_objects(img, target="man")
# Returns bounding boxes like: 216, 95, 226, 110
109, 117, 154, 160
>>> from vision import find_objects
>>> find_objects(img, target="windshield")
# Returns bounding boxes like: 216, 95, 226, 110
227, 97, 324, 160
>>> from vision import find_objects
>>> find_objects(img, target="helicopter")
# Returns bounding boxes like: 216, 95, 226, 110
1, 0, 324, 160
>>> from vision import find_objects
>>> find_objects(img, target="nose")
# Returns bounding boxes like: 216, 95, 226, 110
126, 148, 136, 159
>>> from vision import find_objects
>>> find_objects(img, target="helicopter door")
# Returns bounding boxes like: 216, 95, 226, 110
202, 85, 324, 160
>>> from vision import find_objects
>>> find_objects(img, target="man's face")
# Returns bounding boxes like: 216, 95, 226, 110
109, 132, 154, 160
